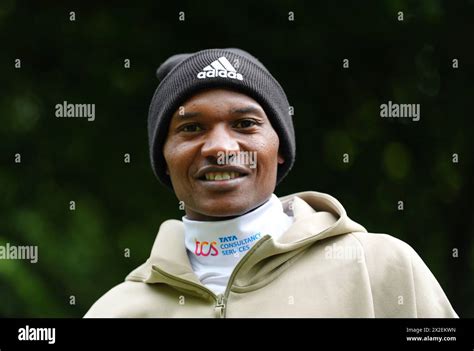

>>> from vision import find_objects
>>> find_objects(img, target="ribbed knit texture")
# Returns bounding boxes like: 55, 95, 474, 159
148, 48, 295, 188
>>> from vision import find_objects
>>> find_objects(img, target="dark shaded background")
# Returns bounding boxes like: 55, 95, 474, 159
0, 0, 473, 317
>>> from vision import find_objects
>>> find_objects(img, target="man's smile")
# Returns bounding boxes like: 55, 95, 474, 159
195, 165, 250, 181
203, 171, 243, 181
194, 165, 251, 190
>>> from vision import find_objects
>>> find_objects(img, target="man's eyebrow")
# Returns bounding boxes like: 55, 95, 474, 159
230, 106, 263, 115
175, 111, 201, 119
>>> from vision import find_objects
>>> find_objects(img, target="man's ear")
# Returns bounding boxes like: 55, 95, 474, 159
277, 152, 285, 165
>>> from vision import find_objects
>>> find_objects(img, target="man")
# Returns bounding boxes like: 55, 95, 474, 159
85, 48, 457, 317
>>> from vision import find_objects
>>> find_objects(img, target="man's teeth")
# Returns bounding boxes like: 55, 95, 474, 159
204, 172, 241, 181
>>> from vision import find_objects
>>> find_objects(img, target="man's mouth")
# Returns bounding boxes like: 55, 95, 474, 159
195, 166, 251, 185
202, 171, 245, 181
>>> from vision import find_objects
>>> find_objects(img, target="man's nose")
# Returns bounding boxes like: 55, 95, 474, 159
201, 125, 240, 159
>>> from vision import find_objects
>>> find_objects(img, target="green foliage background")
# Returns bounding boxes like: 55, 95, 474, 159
0, 0, 472, 317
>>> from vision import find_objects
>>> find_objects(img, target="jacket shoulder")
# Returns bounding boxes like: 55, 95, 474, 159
348, 232, 458, 317
350, 232, 415, 262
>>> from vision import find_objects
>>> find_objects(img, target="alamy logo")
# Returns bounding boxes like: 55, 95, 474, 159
18, 325, 55, 344
0, 243, 38, 263
217, 150, 257, 169
380, 100, 420, 122
324, 243, 364, 263
55, 100, 95, 121
197, 56, 243, 81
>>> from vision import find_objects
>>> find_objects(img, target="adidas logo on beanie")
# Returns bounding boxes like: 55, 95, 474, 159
197, 56, 244, 81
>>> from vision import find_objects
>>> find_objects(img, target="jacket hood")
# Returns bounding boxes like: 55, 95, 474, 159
126, 191, 367, 296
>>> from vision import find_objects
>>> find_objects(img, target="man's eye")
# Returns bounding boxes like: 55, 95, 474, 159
234, 119, 257, 128
180, 124, 203, 132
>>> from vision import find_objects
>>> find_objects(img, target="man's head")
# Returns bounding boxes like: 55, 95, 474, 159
148, 48, 295, 220
163, 88, 283, 220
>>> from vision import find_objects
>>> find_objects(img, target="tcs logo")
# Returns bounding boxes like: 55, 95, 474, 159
194, 240, 219, 256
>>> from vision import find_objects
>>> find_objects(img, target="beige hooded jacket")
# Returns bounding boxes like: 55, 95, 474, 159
84, 191, 458, 318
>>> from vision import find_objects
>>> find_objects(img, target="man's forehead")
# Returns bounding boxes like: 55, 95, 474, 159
174, 105, 265, 120
181, 88, 260, 107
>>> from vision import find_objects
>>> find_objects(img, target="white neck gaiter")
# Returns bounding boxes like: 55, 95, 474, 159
183, 194, 293, 295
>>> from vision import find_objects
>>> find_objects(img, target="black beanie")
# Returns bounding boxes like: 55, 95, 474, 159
148, 48, 295, 188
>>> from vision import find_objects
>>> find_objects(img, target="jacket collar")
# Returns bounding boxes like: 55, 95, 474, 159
126, 191, 366, 294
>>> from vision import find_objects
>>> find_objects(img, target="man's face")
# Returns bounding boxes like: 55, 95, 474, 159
163, 88, 283, 221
